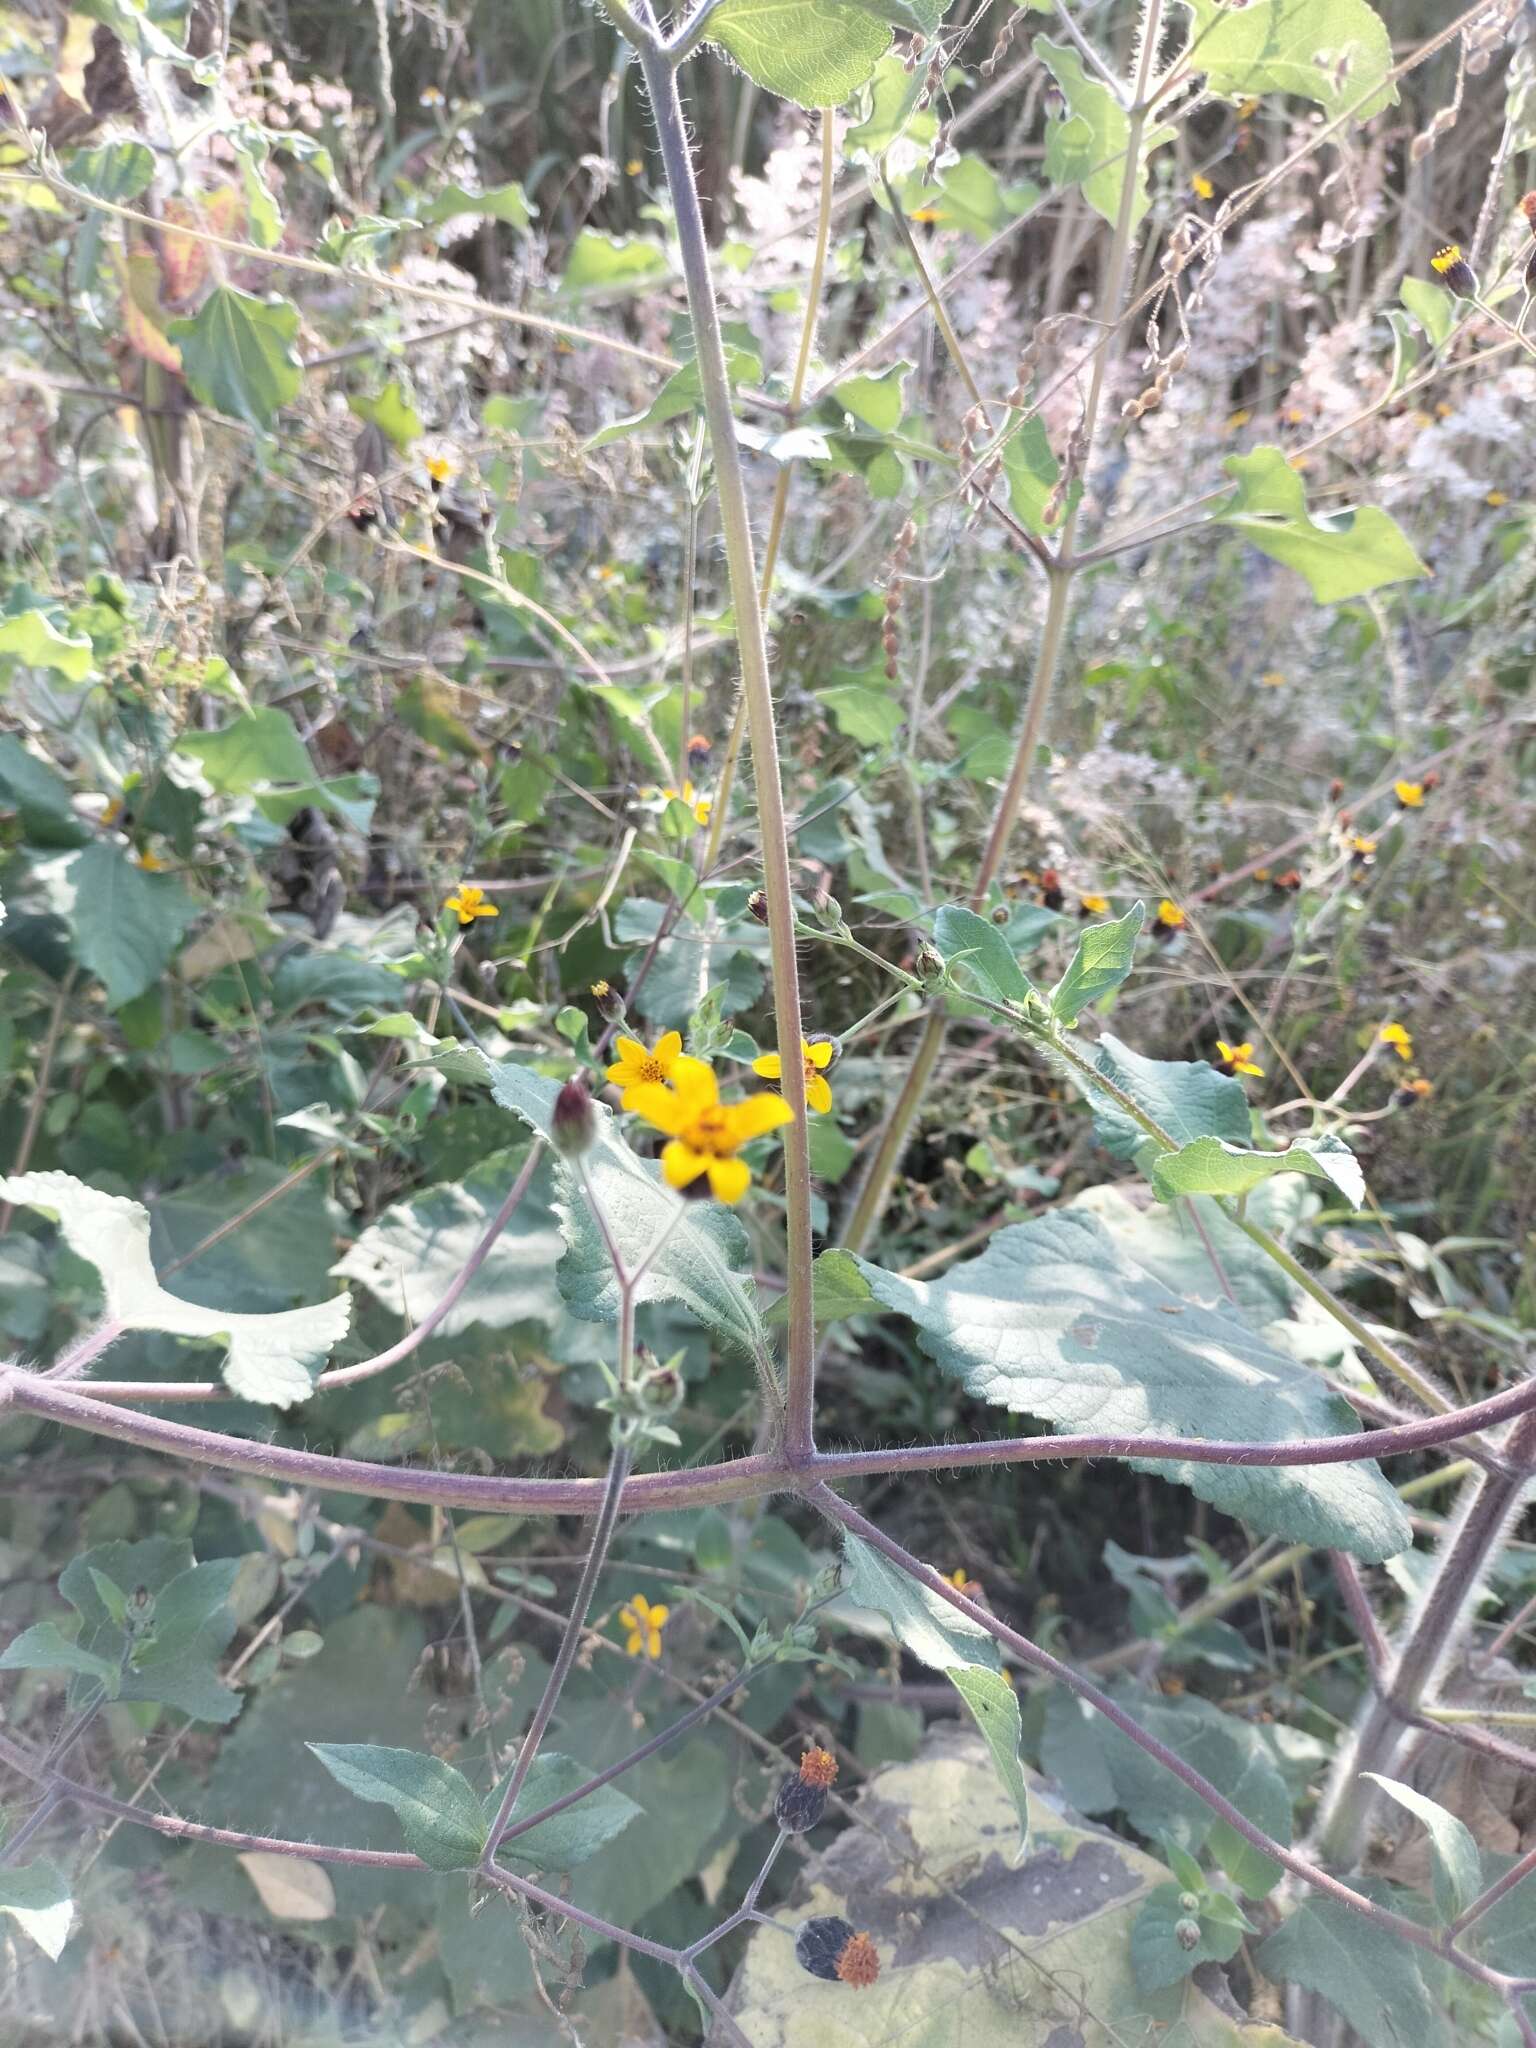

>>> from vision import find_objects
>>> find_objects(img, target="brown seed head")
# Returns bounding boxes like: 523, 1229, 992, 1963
836, 1932, 881, 1988
799, 1746, 838, 1789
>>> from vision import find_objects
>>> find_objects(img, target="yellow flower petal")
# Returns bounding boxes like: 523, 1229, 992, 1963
661, 1139, 708, 1188
752, 1053, 783, 1080
668, 1055, 720, 1111
646, 1604, 669, 1628
725, 1093, 797, 1142
654, 1031, 683, 1068
630, 1084, 692, 1137
807, 1039, 835, 1069
806, 1073, 833, 1115
707, 1156, 751, 1204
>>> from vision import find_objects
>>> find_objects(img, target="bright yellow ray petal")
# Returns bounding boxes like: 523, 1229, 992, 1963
668, 1055, 719, 1110
654, 1031, 683, 1066
806, 1073, 833, 1115
707, 1156, 751, 1204
807, 1040, 834, 1069
628, 1083, 690, 1136
726, 1093, 796, 1141
661, 1139, 707, 1188
752, 1053, 783, 1079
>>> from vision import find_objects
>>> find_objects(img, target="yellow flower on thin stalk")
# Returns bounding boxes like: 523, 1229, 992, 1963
606, 1030, 684, 1108
444, 883, 497, 926
1394, 779, 1426, 810
627, 1054, 793, 1205
1215, 1039, 1265, 1079
620, 1593, 669, 1660
1192, 172, 1215, 201
753, 1035, 837, 1115
1379, 1021, 1413, 1061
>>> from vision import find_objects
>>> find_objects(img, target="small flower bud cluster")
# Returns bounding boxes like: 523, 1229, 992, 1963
795, 1916, 880, 1988
881, 518, 916, 679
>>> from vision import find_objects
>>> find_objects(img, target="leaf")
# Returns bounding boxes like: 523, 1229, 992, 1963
0, 1863, 73, 1960
50, 1540, 244, 1722
1149, 1132, 1365, 1209
587, 345, 761, 449
846, 1206, 1411, 1557
1400, 275, 1453, 349
1216, 446, 1428, 604
167, 287, 303, 432
932, 903, 1038, 1007
41, 843, 197, 1008
1258, 1898, 1448, 2048
816, 680, 904, 746
1132, 1881, 1244, 1990
1182, 0, 1396, 124
707, 0, 892, 108
1000, 414, 1069, 535
177, 706, 313, 792
1364, 1776, 1480, 1924
490, 1754, 642, 1871
767, 1246, 873, 1326
347, 379, 424, 452
831, 360, 911, 432
484, 1058, 768, 1365
0, 609, 94, 679
844, 51, 935, 160
1084, 1033, 1253, 1160
307, 1743, 488, 1871
417, 179, 532, 229
236, 1852, 337, 1921
0, 1619, 121, 1694
0, 736, 90, 847
841, 1533, 1031, 1860
64, 139, 156, 201
1036, 36, 1172, 228
1049, 901, 1145, 1024
557, 230, 668, 296
1, 1172, 351, 1407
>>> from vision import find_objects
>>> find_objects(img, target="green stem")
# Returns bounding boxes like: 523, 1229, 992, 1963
635, 39, 817, 1458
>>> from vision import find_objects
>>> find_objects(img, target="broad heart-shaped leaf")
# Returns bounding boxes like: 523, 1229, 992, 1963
490, 1753, 641, 1871
1, 1172, 351, 1406
1084, 1033, 1252, 1161
831, 359, 911, 433
847, 1206, 1411, 1558
33, 843, 197, 1008
706, 0, 893, 108
1036, 36, 1173, 228
932, 903, 1038, 1007
1150, 1131, 1365, 1209
1216, 446, 1428, 604
167, 287, 302, 432
0, 608, 93, 679
485, 1059, 768, 1367
0, 1863, 73, 1960
1182, 0, 1396, 124
1258, 1897, 1448, 2048
557, 230, 668, 296
1049, 901, 1145, 1025
177, 706, 313, 792
307, 1744, 488, 1871
64, 138, 156, 201
1364, 1777, 1480, 1924
840, 1533, 1030, 1861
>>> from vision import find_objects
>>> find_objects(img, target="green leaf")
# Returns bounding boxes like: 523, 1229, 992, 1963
1000, 414, 1070, 535
1216, 445, 1428, 604
1036, 36, 1172, 227
932, 903, 1038, 1007
1, 1172, 351, 1407
177, 706, 313, 792
766, 1246, 874, 1327
587, 345, 761, 449
1132, 1882, 1243, 1990
484, 1058, 768, 1366
1149, 1132, 1365, 1209
1084, 1034, 1253, 1160
841, 1533, 1030, 1860
55, 1540, 245, 1722
1049, 901, 1145, 1024
1259, 1898, 1448, 2048
1182, 0, 1396, 124
846, 1206, 1411, 1557
557, 230, 668, 296
831, 359, 911, 433
417, 179, 532, 229
0, 737, 90, 847
816, 680, 904, 745
308, 1743, 488, 1870
347, 379, 424, 452
1400, 274, 1453, 349
64, 139, 156, 201
707, 0, 892, 108
490, 1754, 641, 1871
0, 1619, 122, 1694
844, 51, 935, 160
0, 609, 93, 680
167, 287, 303, 432
1364, 1776, 1480, 1924
0, 1863, 73, 1960
41, 843, 197, 1008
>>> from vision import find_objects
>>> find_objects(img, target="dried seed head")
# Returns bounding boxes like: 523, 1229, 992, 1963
747, 888, 770, 926
774, 1775, 828, 1834
795, 1918, 881, 1987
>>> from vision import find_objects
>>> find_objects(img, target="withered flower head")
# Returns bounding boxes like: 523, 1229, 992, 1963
799, 1746, 838, 1789
794, 1917, 880, 1988
1431, 243, 1477, 296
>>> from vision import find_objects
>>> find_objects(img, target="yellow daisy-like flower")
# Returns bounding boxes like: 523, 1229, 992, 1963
628, 1054, 793, 1205
1379, 1021, 1413, 1061
944, 1567, 983, 1601
606, 1030, 684, 1109
908, 206, 941, 224
1394, 779, 1426, 810
1154, 898, 1186, 931
625, 157, 643, 177
1347, 834, 1378, 856
1225, 407, 1251, 430
1192, 171, 1215, 201
425, 453, 452, 486
101, 796, 125, 828
1430, 243, 1476, 295
1079, 892, 1110, 918
1486, 490, 1509, 507
752, 1035, 836, 1115
444, 883, 497, 926
658, 780, 711, 827
1216, 1038, 1265, 1078
620, 1593, 669, 1660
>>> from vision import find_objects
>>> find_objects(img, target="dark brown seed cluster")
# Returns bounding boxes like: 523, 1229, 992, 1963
795, 1916, 880, 1988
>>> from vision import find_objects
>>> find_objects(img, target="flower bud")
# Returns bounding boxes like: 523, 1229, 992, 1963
551, 1077, 596, 1158
795, 1916, 880, 1988
590, 979, 626, 1023
637, 1359, 684, 1416
915, 941, 945, 983
747, 888, 770, 926
990, 904, 1010, 926
1175, 1917, 1201, 1951
1178, 1891, 1200, 1912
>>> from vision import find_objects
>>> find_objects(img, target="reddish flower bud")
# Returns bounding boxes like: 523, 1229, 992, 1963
551, 1077, 596, 1157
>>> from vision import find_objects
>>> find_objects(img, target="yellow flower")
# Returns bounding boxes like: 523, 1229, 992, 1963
628, 1054, 793, 1204
620, 1593, 669, 1660
1486, 490, 1509, 507
1192, 172, 1215, 201
1078, 892, 1110, 917
1403, 1075, 1434, 1099
659, 780, 711, 827
752, 1035, 836, 1115
1430, 243, 1476, 295
1379, 1021, 1413, 1061
1155, 898, 1186, 930
1225, 407, 1251, 430
606, 1029, 684, 1108
425, 453, 452, 485
1260, 669, 1286, 687
908, 206, 941, 223
944, 1567, 983, 1601
625, 157, 643, 176
1216, 1038, 1265, 1078
136, 849, 167, 872
1394, 779, 1425, 809
101, 797, 125, 828
444, 883, 497, 925
1348, 834, 1378, 856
